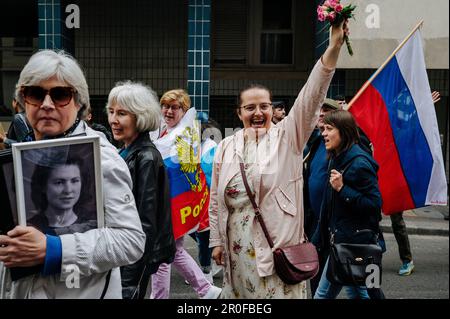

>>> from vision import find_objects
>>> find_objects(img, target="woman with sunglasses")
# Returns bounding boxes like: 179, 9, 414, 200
0, 50, 145, 299
209, 21, 350, 299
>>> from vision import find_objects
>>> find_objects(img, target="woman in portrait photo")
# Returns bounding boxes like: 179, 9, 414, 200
28, 153, 97, 236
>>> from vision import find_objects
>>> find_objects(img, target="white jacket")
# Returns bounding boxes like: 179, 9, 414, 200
0, 121, 145, 299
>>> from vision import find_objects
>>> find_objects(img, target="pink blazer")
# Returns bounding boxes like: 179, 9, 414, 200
209, 59, 335, 278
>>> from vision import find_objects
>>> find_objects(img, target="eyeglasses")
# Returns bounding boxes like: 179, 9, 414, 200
240, 103, 272, 113
161, 104, 183, 111
21, 86, 75, 107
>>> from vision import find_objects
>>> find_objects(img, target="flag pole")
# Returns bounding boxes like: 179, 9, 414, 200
346, 20, 424, 110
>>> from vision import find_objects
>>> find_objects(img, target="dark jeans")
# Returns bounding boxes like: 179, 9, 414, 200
367, 287, 386, 299
310, 249, 370, 298
313, 257, 370, 299
390, 212, 413, 263
189, 230, 212, 268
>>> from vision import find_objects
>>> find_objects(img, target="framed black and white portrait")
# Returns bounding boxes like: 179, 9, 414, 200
12, 136, 104, 235
0, 149, 18, 235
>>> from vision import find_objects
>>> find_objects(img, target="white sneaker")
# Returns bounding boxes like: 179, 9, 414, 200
201, 285, 222, 299
204, 271, 214, 284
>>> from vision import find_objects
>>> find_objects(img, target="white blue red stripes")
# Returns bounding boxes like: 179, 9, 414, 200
371, 56, 433, 207
163, 156, 203, 198
200, 138, 217, 188
350, 30, 447, 213
153, 108, 210, 239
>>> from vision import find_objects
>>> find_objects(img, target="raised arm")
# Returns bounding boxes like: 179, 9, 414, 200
280, 20, 349, 154
323, 20, 349, 69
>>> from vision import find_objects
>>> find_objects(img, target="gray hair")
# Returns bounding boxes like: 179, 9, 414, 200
15, 50, 90, 118
106, 81, 161, 132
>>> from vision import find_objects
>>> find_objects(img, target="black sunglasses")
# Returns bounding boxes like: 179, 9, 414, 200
21, 86, 75, 107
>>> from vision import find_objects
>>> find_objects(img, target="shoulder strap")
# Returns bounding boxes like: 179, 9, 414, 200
100, 269, 112, 299
341, 157, 358, 175
329, 155, 367, 232
239, 162, 274, 248
328, 155, 361, 215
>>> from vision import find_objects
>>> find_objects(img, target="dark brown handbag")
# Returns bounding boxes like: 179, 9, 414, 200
239, 162, 319, 285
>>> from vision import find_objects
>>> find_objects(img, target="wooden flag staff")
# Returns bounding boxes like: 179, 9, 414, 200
346, 20, 424, 110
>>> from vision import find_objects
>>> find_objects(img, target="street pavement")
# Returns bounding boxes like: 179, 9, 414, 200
380, 206, 449, 237
378, 233, 449, 299
166, 205, 449, 299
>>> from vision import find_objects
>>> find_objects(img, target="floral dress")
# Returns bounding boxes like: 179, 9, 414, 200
220, 138, 307, 299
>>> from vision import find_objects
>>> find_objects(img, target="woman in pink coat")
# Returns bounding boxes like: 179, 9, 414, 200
209, 21, 350, 299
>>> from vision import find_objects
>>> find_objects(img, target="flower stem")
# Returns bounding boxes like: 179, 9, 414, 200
344, 35, 353, 56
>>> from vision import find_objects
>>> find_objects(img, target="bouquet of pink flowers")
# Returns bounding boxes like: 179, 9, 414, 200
317, 0, 356, 56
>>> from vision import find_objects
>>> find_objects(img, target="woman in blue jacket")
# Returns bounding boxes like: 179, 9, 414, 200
312, 110, 384, 299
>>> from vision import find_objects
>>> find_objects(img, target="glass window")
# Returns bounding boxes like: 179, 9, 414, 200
260, 0, 293, 64
262, 0, 292, 30
260, 34, 293, 64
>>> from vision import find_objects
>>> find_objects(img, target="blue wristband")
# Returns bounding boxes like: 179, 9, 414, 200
42, 234, 62, 276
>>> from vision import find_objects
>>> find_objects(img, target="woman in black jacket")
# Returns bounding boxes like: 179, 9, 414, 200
312, 110, 384, 299
107, 81, 176, 299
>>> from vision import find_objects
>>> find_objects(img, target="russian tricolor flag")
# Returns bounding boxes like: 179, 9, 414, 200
197, 137, 217, 232
153, 108, 210, 239
349, 29, 447, 214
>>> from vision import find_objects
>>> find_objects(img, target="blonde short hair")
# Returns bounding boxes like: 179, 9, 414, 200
160, 89, 191, 112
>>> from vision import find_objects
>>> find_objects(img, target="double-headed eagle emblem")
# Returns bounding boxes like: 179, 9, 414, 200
175, 123, 203, 193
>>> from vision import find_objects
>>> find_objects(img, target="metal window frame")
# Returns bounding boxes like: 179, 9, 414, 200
249, 0, 295, 67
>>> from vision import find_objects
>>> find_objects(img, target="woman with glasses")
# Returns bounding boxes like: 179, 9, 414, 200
106, 81, 175, 299
0, 50, 145, 299
150, 89, 222, 299
209, 21, 350, 299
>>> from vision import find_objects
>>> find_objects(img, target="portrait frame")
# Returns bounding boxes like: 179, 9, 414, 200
11, 135, 104, 233
0, 148, 18, 235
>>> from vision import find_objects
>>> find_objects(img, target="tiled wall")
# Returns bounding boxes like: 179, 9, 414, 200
187, 0, 211, 116
38, 0, 72, 51
74, 0, 187, 96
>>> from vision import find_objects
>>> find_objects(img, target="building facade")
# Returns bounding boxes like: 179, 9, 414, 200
1, 0, 448, 168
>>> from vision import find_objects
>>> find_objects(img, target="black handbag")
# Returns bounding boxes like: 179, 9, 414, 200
327, 230, 382, 286
239, 162, 319, 285
325, 159, 383, 286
